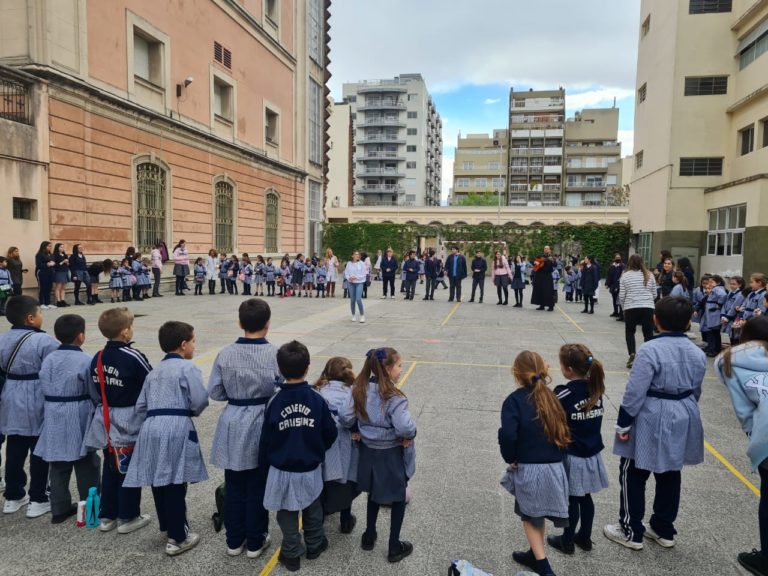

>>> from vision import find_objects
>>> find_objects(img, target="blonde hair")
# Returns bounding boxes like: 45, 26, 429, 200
98, 307, 134, 339
315, 357, 355, 389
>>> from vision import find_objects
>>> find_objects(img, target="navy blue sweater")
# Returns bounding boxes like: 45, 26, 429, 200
89, 341, 152, 407
554, 380, 605, 458
259, 382, 337, 473
402, 257, 421, 280
471, 257, 488, 279
498, 387, 564, 464
380, 256, 398, 278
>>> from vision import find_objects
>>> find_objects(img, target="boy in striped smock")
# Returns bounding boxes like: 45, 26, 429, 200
34, 314, 101, 524
208, 298, 282, 559
124, 321, 209, 556
604, 296, 705, 551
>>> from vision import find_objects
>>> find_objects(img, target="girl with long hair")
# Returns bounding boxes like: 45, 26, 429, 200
492, 251, 512, 306
619, 255, 657, 368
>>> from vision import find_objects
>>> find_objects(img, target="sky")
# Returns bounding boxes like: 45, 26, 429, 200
327, 0, 642, 203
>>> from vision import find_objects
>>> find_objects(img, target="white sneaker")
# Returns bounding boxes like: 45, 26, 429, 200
117, 514, 151, 534
359, 316, 366, 323
246, 534, 271, 559
380, 295, 387, 299
643, 523, 675, 548
26, 501, 51, 518
99, 519, 117, 532
390, 295, 395, 299
227, 544, 245, 557
165, 532, 200, 556
351, 315, 357, 322
603, 524, 643, 550
3, 496, 29, 514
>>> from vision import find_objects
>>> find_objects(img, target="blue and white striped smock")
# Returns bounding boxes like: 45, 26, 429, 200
120, 266, 133, 289
124, 355, 209, 487
34, 346, 99, 462
109, 267, 122, 289
264, 466, 324, 512
264, 265, 276, 283
254, 263, 265, 285
317, 381, 358, 483
500, 463, 569, 520
208, 338, 281, 471
0, 327, 59, 436
564, 453, 609, 497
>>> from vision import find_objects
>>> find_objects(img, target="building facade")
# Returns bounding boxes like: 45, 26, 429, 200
342, 74, 442, 208
631, 0, 768, 277
1, 0, 330, 283
451, 130, 508, 205
326, 100, 352, 210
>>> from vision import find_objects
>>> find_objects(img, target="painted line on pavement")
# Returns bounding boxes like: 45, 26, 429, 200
556, 304, 585, 333
704, 440, 760, 497
397, 361, 418, 390
441, 302, 461, 327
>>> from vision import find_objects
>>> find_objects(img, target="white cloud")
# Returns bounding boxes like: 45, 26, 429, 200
483, 98, 501, 105
618, 130, 635, 157
565, 88, 634, 112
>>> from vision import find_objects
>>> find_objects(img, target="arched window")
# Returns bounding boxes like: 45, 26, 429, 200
265, 191, 279, 253
214, 180, 234, 253
136, 162, 167, 253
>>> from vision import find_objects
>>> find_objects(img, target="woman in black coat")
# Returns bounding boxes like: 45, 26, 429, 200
580, 256, 600, 314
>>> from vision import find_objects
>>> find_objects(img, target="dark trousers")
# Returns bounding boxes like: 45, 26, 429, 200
224, 467, 269, 552
316, 285, 325, 297
175, 275, 185, 294
618, 457, 681, 543
227, 278, 238, 294
759, 467, 768, 555
73, 279, 90, 303
243, 282, 252, 295
4, 435, 48, 503
194, 282, 203, 295
276, 497, 325, 559
48, 452, 101, 516
496, 281, 508, 304
100, 451, 141, 520
220, 277, 227, 293
449, 277, 463, 301
208, 279, 217, 294
38, 273, 53, 306
425, 277, 436, 299
514, 288, 524, 305
575, 289, 583, 302
583, 294, 595, 312
267, 281, 275, 296
382, 276, 395, 297
152, 267, 162, 295
565, 290, 574, 302
562, 494, 594, 543
703, 328, 722, 355
404, 278, 416, 299
610, 287, 621, 315
364, 494, 406, 553
471, 277, 484, 301
12, 283, 22, 296
152, 484, 188, 543
624, 308, 655, 355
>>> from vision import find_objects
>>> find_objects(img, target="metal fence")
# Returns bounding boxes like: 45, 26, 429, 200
0, 76, 32, 125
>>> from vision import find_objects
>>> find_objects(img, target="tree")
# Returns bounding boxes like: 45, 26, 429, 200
456, 193, 502, 207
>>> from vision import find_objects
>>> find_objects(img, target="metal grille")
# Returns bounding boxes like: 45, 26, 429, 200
136, 163, 166, 253
214, 181, 234, 253
0, 77, 32, 125
265, 193, 278, 253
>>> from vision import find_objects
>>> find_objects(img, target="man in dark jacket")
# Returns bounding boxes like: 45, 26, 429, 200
402, 251, 421, 301
423, 250, 438, 301
605, 254, 625, 319
469, 249, 487, 304
445, 247, 468, 303
379, 248, 398, 300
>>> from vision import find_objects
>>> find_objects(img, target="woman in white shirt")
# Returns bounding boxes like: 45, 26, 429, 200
326, 248, 338, 298
619, 254, 658, 368
205, 249, 220, 295
344, 250, 367, 323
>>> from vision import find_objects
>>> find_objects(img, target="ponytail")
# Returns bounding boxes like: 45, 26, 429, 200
352, 347, 403, 422
559, 343, 605, 410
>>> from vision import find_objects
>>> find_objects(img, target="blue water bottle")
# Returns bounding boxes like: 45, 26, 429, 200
85, 487, 100, 528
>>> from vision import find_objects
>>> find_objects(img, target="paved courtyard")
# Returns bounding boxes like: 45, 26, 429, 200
0, 283, 759, 576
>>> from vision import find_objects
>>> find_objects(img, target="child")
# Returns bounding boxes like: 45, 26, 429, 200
315, 259, 327, 298
254, 255, 265, 297
218, 252, 229, 294
241, 254, 253, 296
691, 274, 712, 324
670, 271, 689, 299
721, 276, 747, 345
552, 267, 561, 305
120, 258, 133, 302
85, 307, 153, 534
193, 257, 206, 296
402, 251, 420, 301
279, 262, 292, 298
208, 299, 281, 558
604, 296, 705, 550
342, 275, 349, 299
260, 341, 338, 572
0, 295, 59, 516
339, 347, 416, 563
563, 266, 574, 302
34, 314, 101, 524
304, 259, 315, 297
124, 321, 208, 556
499, 351, 569, 576
702, 275, 727, 357
737, 273, 768, 323
140, 257, 152, 299
131, 253, 144, 301
548, 344, 608, 555
227, 255, 240, 295
292, 254, 305, 297
0, 257, 12, 316
314, 357, 360, 533
575, 264, 583, 302
109, 260, 121, 303
265, 258, 276, 297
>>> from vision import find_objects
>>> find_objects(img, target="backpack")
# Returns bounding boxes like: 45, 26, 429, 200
448, 560, 496, 576
211, 482, 225, 532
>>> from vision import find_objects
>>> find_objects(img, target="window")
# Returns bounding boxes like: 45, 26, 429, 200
637, 232, 652, 264
684, 76, 728, 96
456, 178, 469, 188
637, 83, 647, 104
308, 181, 322, 221
213, 78, 233, 121
265, 108, 279, 145
214, 180, 234, 253
0, 77, 32, 125
740, 29, 768, 70
133, 32, 163, 86
488, 161, 500, 169
265, 0, 278, 23
405, 194, 416, 203
406, 161, 416, 169
407, 93, 417, 101
213, 42, 232, 69
635, 151, 644, 169
12, 198, 36, 220
707, 204, 746, 256
762, 118, 768, 148
308, 0, 322, 64
405, 178, 416, 187
641, 14, 651, 37
740, 125, 755, 156
309, 80, 323, 164
407, 145, 416, 152
689, 0, 732, 14
607, 174, 618, 185
474, 178, 487, 188
346, 95, 356, 103
679, 157, 723, 176
136, 163, 167, 253
265, 192, 279, 252
407, 128, 417, 136
407, 111, 417, 119
492, 177, 504, 188
462, 161, 474, 170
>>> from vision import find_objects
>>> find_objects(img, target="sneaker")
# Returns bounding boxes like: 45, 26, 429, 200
390, 295, 395, 299
626, 354, 636, 369
512, 549, 538, 571
278, 552, 300, 572
306, 536, 329, 560
387, 540, 413, 563
26, 501, 51, 518
380, 295, 387, 299
117, 514, 151, 534
361, 531, 377, 551
99, 519, 117, 532
165, 532, 200, 556
51, 503, 78, 524
246, 534, 271, 559
738, 549, 768, 576
603, 524, 643, 550
359, 316, 366, 323
227, 543, 245, 557
547, 534, 575, 555
643, 523, 674, 548
3, 496, 29, 514
351, 315, 357, 322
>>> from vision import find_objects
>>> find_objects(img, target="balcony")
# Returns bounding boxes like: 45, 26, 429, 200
566, 181, 605, 191
543, 184, 562, 192
359, 151, 405, 161
511, 97, 565, 110
359, 117, 406, 128
359, 100, 407, 111
543, 165, 562, 174
357, 84, 408, 94
355, 184, 404, 194
357, 134, 405, 144
357, 168, 405, 178
510, 166, 529, 173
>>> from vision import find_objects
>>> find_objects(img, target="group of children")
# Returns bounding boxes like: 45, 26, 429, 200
108, 256, 153, 303
0, 295, 415, 571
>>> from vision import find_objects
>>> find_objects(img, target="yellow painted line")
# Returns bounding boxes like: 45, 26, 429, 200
397, 361, 418, 390
555, 304, 585, 333
193, 349, 220, 367
441, 302, 461, 327
257, 550, 280, 576
704, 440, 760, 497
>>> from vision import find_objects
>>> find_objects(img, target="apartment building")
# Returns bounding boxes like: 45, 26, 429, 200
631, 0, 768, 276
0, 0, 330, 275
342, 74, 442, 208
451, 130, 508, 205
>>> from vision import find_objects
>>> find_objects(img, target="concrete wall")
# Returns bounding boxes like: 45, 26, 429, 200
326, 102, 351, 210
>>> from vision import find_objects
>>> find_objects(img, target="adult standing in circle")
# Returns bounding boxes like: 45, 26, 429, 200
87, 258, 112, 304
344, 250, 367, 323
658, 257, 675, 299
606, 254, 626, 320
580, 256, 599, 315
35, 241, 55, 309
491, 251, 512, 306
445, 246, 467, 303
151, 242, 164, 297
69, 244, 90, 306
326, 248, 338, 298
619, 255, 657, 368
380, 248, 398, 300
6, 247, 27, 296
52, 243, 70, 307
361, 251, 372, 299
531, 245, 555, 311
510, 255, 526, 308
172, 239, 190, 296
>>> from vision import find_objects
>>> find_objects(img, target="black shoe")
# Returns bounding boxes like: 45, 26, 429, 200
155, 294, 163, 297
610, 312, 618, 318
581, 309, 589, 314
739, 550, 768, 576
422, 296, 429, 300
448, 298, 454, 302
361, 531, 377, 551
514, 303, 523, 308
74, 300, 84, 306
548, 307, 554, 312
536, 306, 545, 311
497, 302, 502, 305
503, 302, 508, 306
479, 299, 483, 303
588, 310, 594, 314
340, 514, 357, 534
306, 537, 328, 560
95, 297, 104, 303
429, 296, 434, 300
512, 549, 537, 571
278, 552, 300, 572
469, 299, 474, 303
51, 503, 78, 524
573, 534, 594, 552
387, 541, 413, 563
547, 534, 575, 555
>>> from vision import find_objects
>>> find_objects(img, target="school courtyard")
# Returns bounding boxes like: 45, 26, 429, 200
0, 285, 758, 576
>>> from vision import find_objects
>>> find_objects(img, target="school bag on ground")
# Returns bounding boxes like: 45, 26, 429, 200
212, 482, 225, 532
448, 560, 494, 575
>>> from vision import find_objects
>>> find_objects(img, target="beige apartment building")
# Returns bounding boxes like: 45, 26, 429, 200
631, 0, 768, 277
451, 130, 508, 205
0, 0, 330, 285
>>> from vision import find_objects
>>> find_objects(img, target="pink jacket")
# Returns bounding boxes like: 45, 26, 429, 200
173, 247, 189, 266
491, 259, 512, 279
151, 249, 163, 269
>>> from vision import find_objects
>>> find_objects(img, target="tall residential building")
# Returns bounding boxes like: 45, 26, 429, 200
631, 0, 768, 277
0, 0, 330, 271
342, 74, 442, 207
452, 130, 508, 205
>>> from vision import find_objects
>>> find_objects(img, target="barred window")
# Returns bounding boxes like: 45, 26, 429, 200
214, 181, 234, 253
265, 192, 279, 253
684, 76, 728, 96
689, 0, 732, 14
308, 0, 322, 65
308, 180, 322, 221
136, 163, 167, 253
309, 80, 323, 164
679, 157, 723, 176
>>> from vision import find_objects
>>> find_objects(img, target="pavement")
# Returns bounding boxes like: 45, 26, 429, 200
0, 282, 760, 576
